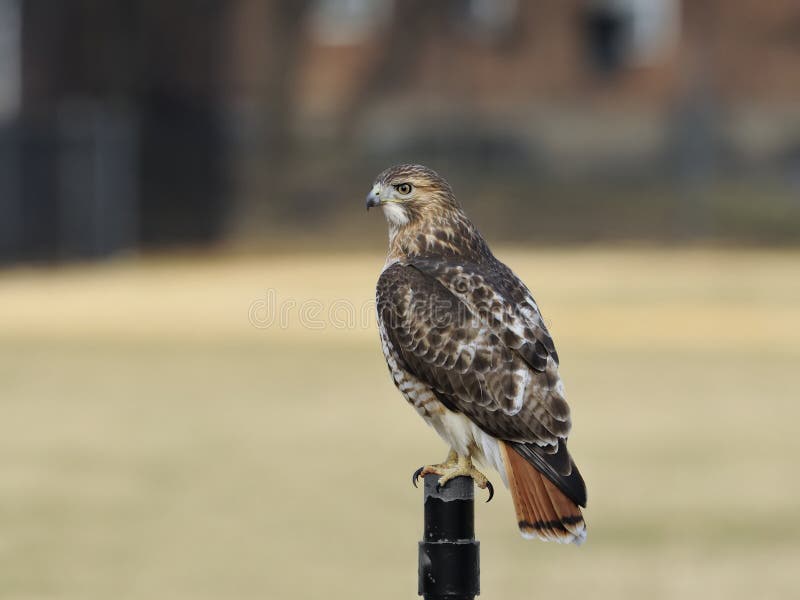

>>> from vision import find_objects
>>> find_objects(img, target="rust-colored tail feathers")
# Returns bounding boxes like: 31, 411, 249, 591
500, 442, 586, 545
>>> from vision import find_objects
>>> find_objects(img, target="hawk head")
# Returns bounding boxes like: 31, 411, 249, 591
366, 164, 459, 227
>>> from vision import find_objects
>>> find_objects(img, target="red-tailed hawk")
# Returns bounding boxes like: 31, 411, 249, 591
368, 164, 587, 544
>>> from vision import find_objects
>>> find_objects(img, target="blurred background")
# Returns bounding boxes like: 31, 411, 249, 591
1, 1, 799, 599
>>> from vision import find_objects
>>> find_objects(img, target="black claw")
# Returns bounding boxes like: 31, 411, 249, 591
485, 480, 494, 502
412, 466, 425, 488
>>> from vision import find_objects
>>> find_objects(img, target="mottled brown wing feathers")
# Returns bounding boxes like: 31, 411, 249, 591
407, 258, 560, 369
376, 261, 573, 447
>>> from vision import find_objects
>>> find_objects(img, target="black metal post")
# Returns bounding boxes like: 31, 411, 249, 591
418, 475, 480, 599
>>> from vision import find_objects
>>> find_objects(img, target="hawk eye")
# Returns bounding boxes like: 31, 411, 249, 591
395, 183, 413, 195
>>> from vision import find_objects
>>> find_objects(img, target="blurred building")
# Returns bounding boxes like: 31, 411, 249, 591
0, 0, 799, 262
294, 0, 798, 171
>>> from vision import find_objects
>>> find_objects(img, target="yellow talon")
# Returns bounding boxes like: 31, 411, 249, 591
412, 451, 494, 501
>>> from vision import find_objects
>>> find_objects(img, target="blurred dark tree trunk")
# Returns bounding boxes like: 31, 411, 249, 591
224, 0, 313, 238
261, 0, 312, 155
338, 0, 449, 143
137, 0, 229, 246
668, 0, 720, 240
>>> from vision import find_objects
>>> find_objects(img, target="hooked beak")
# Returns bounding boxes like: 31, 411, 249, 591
366, 186, 381, 210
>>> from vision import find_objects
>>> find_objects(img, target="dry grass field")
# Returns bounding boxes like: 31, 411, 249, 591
1, 247, 799, 600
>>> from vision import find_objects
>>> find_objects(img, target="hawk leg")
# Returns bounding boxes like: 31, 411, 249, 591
412, 450, 494, 502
